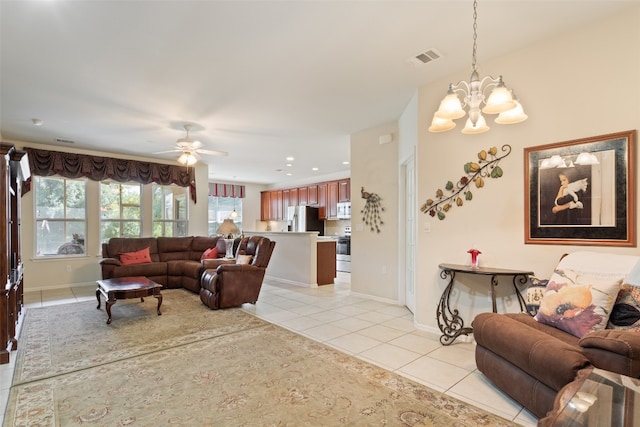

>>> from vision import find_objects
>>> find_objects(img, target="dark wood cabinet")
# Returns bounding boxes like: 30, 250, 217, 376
328, 181, 340, 219
270, 190, 283, 221
298, 186, 308, 206
0, 143, 28, 364
307, 185, 318, 206
282, 188, 298, 219
317, 182, 327, 220
260, 191, 271, 221
338, 179, 350, 202
260, 178, 350, 222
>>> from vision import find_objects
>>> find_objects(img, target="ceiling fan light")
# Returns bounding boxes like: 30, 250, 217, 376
178, 152, 197, 166
482, 83, 516, 114
495, 101, 528, 124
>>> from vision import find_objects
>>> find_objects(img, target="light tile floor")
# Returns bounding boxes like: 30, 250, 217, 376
1, 274, 539, 426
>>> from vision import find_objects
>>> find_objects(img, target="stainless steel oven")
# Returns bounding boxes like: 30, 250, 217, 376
336, 227, 351, 272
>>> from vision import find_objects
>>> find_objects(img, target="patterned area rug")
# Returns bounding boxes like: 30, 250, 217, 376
5, 289, 516, 426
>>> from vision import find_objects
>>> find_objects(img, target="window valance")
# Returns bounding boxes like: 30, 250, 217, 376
24, 148, 197, 203
208, 182, 245, 198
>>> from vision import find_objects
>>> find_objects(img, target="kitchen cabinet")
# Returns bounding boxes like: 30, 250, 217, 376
259, 178, 350, 222
327, 181, 339, 220
260, 191, 271, 221
298, 186, 308, 206
270, 190, 283, 220
317, 240, 337, 285
317, 182, 327, 220
307, 185, 318, 206
282, 188, 298, 212
338, 179, 350, 202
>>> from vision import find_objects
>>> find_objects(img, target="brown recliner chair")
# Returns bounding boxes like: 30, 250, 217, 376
199, 236, 276, 310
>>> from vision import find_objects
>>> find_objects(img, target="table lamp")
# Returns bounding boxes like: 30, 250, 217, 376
217, 219, 240, 258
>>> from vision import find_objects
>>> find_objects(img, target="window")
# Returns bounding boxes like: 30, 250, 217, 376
208, 196, 242, 236
100, 182, 142, 243
152, 184, 188, 237
34, 177, 87, 256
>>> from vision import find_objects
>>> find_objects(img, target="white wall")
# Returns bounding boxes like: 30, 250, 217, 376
350, 121, 399, 301
414, 7, 640, 334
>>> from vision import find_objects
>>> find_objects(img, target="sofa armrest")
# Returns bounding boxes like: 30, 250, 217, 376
217, 264, 260, 273
201, 258, 234, 270
100, 257, 121, 267
579, 329, 640, 377
580, 329, 640, 357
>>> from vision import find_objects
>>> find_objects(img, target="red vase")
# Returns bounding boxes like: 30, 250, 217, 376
467, 248, 481, 268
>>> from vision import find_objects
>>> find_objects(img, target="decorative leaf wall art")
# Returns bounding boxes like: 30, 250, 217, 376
420, 145, 512, 220
361, 187, 384, 233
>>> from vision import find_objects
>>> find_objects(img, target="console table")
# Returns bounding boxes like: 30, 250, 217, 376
437, 263, 533, 345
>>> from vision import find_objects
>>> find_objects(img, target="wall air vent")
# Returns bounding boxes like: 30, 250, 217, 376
54, 138, 75, 144
407, 48, 443, 66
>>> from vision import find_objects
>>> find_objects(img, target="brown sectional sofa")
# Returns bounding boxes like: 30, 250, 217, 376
473, 251, 640, 419
100, 236, 236, 293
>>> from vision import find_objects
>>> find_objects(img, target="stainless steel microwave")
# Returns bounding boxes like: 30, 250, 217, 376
337, 202, 351, 219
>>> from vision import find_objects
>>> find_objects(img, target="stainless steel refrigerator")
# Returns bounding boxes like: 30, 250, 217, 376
286, 206, 323, 235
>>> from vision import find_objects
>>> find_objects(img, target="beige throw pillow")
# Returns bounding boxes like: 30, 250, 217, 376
237, 254, 253, 265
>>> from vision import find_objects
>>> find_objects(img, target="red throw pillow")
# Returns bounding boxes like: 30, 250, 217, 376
119, 247, 152, 265
201, 247, 219, 260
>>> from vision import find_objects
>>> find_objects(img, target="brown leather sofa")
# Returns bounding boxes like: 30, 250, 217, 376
473, 252, 640, 419
200, 236, 275, 309
100, 236, 235, 293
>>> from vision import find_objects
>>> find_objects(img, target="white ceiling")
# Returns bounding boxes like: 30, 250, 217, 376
1, 0, 637, 185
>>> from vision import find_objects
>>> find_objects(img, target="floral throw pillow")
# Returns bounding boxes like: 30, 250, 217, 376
534, 269, 623, 338
607, 284, 640, 331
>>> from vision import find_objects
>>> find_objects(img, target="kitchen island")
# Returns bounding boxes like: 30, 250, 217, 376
243, 231, 336, 287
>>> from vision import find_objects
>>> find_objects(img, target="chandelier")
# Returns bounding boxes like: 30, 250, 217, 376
429, 0, 527, 134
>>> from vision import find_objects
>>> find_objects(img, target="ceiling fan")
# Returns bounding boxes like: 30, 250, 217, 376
155, 124, 228, 165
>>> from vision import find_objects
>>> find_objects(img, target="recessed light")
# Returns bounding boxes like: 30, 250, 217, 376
286, 156, 294, 161
286, 173, 293, 176
286, 163, 293, 167
342, 161, 350, 165
32, 118, 44, 126
312, 167, 318, 171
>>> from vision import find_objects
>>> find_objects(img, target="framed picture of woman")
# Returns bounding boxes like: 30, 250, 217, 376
524, 130, 636, 246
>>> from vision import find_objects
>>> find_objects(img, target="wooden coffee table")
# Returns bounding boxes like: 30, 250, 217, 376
96, 276, 163, 324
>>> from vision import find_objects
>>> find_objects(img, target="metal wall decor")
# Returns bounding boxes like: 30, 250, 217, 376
361, 187, 384, 233
421, 145, 511, 220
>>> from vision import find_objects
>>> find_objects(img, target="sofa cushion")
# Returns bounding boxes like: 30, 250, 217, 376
157, 237, 194, 261
535, 269, 623, 338
119, 247, 152, 265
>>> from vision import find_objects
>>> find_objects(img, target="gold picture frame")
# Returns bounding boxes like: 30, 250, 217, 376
524, 130, 636, 246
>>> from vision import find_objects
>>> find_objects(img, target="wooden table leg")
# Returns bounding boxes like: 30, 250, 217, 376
154, 292, 162, 316
105, 294, 115, 325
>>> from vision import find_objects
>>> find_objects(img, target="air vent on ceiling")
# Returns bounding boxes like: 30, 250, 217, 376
407, 48, 443, 66
54, 138, 75, 144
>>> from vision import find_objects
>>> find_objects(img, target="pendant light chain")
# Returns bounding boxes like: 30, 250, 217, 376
471, 0, 478, 74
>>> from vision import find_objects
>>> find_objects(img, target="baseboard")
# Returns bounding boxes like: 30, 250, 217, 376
25, 281, 96, 293
263, 275, 318, 288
